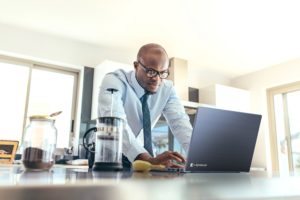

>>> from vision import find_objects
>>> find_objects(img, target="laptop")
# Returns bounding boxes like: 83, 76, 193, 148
167, 106, 262, 173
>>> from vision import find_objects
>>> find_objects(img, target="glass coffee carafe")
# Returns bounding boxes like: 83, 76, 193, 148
83, 88, 124, 171
83, 117, 124, 171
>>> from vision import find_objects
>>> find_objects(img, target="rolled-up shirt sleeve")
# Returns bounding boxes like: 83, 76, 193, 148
122, 124, 148, 162
98, 74, 147, 162
162, 87, 192, 152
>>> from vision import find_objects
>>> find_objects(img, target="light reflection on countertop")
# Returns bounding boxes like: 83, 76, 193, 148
1, 164, 300, 200
0, 164, 187, 185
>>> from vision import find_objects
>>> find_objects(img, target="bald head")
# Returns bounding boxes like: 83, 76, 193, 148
137, 43, 169, 67
134, 43, 170, 93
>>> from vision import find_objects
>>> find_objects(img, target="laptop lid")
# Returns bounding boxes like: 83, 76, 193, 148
185, 106, 262, 172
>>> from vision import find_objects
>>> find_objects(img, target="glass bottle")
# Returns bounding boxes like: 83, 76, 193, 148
22, 115, 57, 171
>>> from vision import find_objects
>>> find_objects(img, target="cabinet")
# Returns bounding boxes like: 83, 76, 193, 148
199, 84, 250, 112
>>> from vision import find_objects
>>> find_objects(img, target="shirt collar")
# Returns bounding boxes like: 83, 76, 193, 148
130, 71, 146, 99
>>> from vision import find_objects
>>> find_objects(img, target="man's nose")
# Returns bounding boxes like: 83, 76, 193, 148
150, 74, 160, 81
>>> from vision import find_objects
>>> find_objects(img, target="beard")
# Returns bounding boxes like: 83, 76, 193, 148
146, 90, 157, 95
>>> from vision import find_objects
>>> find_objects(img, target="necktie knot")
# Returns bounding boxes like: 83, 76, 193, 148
141, 92, 149, 102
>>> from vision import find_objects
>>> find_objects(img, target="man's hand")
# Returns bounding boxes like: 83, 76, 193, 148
135, 151, 186, 168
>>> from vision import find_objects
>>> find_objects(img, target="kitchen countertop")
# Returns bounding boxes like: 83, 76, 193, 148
1, 164, 300, 200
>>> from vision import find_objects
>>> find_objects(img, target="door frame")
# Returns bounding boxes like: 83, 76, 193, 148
267, 81, 300, 172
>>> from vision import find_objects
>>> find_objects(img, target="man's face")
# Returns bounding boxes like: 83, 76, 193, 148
134, 48, 169, 94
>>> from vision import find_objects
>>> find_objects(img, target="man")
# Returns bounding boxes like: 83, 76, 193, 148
98, 43, 192, 168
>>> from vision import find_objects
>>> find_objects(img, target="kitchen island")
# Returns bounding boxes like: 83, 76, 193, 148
0, 164, 300, 200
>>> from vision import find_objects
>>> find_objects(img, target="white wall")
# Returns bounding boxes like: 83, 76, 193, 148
231, 58, 300, 171
0, 23, 231, 88
0, 23, 135, 68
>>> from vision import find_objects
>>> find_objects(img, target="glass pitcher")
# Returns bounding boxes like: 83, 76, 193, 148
83, 116, 124, 171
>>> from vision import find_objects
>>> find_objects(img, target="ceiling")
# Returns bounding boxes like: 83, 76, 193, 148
0, 0, 300, 77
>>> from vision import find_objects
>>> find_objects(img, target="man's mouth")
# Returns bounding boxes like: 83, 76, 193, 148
148, 82, 158, 87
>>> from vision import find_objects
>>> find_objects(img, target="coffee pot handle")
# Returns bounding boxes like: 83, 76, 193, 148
82, 127, 97, 153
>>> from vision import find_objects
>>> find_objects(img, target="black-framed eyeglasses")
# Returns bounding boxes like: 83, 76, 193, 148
138, 61, 169, 79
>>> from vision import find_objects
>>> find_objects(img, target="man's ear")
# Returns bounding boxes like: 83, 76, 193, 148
133, 61, 138, 70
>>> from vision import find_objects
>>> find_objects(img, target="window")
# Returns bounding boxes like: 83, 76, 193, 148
0, 62, 29, 142
267, 81, 300, 174
0, 58, 78, 149
27, 67, 78, 148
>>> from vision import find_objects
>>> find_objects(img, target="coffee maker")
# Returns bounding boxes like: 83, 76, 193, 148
83, 88, 124, 171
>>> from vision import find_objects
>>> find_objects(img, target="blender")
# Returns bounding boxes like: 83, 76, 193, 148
83, 88, 124, 171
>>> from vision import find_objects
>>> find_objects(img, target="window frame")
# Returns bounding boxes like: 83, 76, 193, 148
267, 81, 300, 172
0, 54, 81, 151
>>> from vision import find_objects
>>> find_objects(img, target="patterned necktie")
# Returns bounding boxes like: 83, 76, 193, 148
141, 92, 153, 156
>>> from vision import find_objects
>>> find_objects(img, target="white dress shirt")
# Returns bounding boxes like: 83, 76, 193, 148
98, 69, 192, 162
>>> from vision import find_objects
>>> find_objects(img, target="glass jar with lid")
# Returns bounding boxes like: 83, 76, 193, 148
22, 115, 57, 171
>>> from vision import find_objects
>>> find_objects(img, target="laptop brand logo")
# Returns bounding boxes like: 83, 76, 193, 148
190, 163, 208, 168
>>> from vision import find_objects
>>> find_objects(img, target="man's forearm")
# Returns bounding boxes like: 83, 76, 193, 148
135, 152, 153, 162
135, 153, 161, 165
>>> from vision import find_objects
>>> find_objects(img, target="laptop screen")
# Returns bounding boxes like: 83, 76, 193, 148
185, 106, 262, 172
